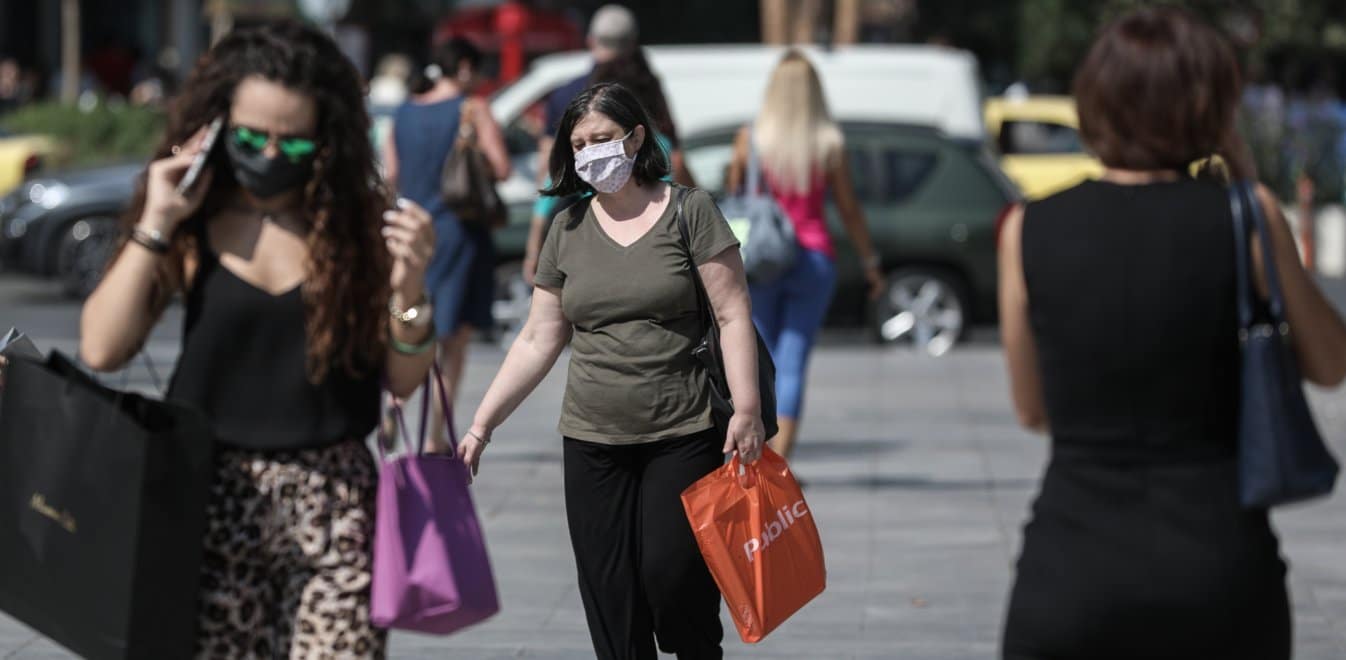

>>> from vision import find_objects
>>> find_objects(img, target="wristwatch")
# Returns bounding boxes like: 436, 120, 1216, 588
389, 295, 433, 328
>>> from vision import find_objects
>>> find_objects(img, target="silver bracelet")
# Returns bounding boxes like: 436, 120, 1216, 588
465, 430, 490, 445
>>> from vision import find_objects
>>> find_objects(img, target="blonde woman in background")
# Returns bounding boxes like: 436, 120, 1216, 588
727, 49, 883, 462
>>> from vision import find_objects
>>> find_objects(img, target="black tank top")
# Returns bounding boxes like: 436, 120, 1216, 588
166, 225, 380, 450
1021, 178, 1239, 458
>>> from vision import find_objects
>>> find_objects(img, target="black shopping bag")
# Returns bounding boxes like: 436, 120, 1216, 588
0, 351, 214, 659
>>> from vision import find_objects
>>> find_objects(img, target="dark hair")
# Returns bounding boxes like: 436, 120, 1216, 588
542, 82, 670, 197
122, 19, 391, 382
1073, 7, 1252, 178
410, 37, 482, 95
591, 48, 677, 145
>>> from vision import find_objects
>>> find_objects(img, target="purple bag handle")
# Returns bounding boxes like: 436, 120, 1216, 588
377, 361, 457, 462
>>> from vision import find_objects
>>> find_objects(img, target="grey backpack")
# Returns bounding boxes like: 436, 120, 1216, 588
717, 129, 797, 283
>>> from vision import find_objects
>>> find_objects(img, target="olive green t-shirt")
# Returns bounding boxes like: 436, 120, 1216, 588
533, 187, 740, 445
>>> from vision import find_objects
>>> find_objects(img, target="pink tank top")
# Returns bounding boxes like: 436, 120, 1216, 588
765, 169, 834, 258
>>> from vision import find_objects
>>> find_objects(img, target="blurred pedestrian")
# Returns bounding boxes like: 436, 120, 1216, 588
78, 21, 437, 657
368, 53, 412, 108
726, 50, 883, 461
0, 57, 28, 114
384, 37, 510, 448
998, 8, 1346, 659
523, 3, 690, 286
463, 82, 764, 659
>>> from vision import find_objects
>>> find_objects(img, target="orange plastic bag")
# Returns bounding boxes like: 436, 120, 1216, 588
681, 448, 826, 643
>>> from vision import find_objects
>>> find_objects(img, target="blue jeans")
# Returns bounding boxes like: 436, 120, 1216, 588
748, 249, 837, 420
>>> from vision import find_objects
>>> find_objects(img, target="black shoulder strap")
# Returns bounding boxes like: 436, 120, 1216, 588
673, 186, 718, 328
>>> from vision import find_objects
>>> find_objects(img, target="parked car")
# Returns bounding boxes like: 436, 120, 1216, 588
0, 128, 57, 196
983, 95, 1103, 199
489, 45, 987, 209
484, 121, 1017, 356
0, 162, 137, 297
484, 45, 1002, 353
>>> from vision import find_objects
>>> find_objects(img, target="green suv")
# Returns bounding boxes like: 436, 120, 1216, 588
490, 122, 1018, 355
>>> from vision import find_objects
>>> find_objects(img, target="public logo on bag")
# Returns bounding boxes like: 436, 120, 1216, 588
742, 500, 809, 562
29, 493, 77, 533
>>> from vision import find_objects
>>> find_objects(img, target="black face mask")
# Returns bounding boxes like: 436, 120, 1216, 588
225, 138, 314, 199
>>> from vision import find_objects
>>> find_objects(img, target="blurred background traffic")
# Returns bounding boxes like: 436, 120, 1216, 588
2, 0, 1346, 357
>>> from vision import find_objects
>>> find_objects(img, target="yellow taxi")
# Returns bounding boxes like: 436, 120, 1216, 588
0, 129, 56, 195
984, 95, 1103, 200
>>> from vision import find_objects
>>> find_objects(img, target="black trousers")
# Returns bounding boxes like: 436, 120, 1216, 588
564, 428, 725, 660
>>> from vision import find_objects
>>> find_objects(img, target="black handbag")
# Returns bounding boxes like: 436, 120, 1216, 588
672, 186, 780, 438
1230, 181, 1339, 508
0, 351, 215, 659
441, 100, 507, 229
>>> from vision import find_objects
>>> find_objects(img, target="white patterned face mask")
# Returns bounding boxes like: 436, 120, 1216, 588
574, 130, 636, 193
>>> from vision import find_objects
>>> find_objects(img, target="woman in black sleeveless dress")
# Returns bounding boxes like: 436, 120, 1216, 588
998, 9, 1346, 660
79, 22, 437, 658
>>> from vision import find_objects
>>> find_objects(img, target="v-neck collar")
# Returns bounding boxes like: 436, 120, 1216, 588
589, 191, 675, 252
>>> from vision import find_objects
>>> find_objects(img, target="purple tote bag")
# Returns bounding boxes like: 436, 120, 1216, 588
371, 366, 499, 634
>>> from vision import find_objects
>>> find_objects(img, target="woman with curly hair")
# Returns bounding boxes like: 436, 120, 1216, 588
79, 20, 436, 658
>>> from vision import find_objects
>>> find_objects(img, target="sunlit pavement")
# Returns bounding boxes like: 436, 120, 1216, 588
3, 273, 1346, 659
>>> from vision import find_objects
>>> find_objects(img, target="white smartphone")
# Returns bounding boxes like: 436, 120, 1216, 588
175, 117, 224, 195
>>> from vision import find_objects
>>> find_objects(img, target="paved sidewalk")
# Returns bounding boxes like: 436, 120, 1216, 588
3, 338, 1346, 658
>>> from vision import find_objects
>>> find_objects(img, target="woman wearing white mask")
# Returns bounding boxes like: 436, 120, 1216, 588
462, 82, 765, 659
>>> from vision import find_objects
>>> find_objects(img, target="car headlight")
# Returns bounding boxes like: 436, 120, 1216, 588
27, 181, 69, 209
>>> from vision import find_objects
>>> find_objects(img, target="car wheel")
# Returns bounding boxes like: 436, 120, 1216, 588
870, 267, 969, 357
492, 261, 532, 348
56, 216, 120, 299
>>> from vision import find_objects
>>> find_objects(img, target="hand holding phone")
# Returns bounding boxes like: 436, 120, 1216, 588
175, 117, 224, 196
140, 119, 221, 233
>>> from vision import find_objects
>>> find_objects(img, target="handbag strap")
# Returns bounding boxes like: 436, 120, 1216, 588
377, 361, 457, 462
671, 185, 719, 332
1230, 181, 1289, 332
456, 98, 478, 147
745, 125, 762, 198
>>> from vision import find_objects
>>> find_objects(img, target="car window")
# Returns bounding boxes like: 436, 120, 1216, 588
684, 141, 735, 193
846, 142, 937, 205
998, 120, 1084, 155
683, 128, 938, 204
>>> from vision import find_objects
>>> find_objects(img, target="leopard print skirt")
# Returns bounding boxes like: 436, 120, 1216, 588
194, 440, 386, 660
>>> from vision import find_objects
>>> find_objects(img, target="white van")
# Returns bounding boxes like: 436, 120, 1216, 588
489, 44, 987, 202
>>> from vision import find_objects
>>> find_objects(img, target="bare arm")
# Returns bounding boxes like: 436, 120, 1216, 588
522, 213, 547, 286
460, 285, 572, 476
725, 126, 749, 195
671, 147, 697, 188
82, 137, 213, 371
382, 122, 399, 190
469, 98, 512, 181
700, 246, 765, 461
826, 146, 883, 298
1254, 184, 1346, 386
997, 204, 1048, 432
381, 201, 438, 398
80, 242, 171, 371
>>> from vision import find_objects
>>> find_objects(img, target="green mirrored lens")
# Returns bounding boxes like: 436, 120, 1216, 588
278, 137, 316, 161
232, 126, 267, 151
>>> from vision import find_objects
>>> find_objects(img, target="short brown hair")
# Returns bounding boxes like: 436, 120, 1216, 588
1073, 8, 1249, 177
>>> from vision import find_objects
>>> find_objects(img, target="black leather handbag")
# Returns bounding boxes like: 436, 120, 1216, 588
672, 186, 779, 439
1230, 181, 1338, 508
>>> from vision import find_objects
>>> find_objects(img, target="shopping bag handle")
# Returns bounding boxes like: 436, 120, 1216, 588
376, 361, 458, 462
726, 453, 756, 490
